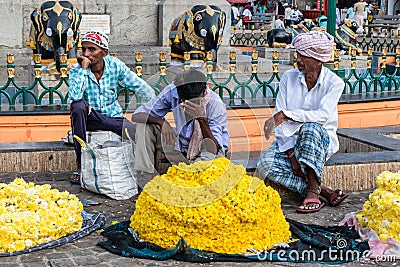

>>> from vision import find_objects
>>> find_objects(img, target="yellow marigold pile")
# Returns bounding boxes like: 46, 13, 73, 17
356, 171, 400, 242
0, 178, 83, 253
130, 158, 291, 254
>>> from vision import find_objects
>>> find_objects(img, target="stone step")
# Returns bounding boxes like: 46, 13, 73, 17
1, 141, 399, 191
1, 127, 400, 192
0, 46, 368, 80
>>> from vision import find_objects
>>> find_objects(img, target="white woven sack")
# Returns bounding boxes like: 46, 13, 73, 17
80, 131, 137, 200
86, 131, 121, 146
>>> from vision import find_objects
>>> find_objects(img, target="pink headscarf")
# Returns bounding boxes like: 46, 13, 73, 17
292, 31, 334, 62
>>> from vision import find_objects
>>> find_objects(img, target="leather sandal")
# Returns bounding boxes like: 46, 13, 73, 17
130, 187, 143, 204
326, 189, 349, 207
296, 198, 325, 213
70, 171, 81, 185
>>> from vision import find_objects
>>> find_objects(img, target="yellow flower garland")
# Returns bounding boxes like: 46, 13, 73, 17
356, 171, 400, 242
130, 158, 291, 254
0, 178, 83, 253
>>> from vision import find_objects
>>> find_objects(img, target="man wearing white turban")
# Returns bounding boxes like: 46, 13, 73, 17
256, 31, 349, 213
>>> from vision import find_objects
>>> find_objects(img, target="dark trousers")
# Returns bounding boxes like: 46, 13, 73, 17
70, 100, 136, 170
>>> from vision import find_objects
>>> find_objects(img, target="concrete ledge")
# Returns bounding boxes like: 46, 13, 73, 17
1, 126, 400, 192
0, 141, 73, 152
337, 126, 400, 151
322, 160, 400, 192
232, 151, 400, 171
232, 126, 400, 192
0, 141, 75, 173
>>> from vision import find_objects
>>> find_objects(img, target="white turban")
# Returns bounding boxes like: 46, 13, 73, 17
292, 31, 334, 62
81, 30, 109, 50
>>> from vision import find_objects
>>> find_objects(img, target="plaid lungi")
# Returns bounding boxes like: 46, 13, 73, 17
256, 122, 330, 196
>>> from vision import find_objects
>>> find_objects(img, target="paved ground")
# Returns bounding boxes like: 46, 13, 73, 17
0, 171, 398, 267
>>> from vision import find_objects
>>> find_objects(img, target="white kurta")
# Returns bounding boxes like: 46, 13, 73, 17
274, 66, 345, 159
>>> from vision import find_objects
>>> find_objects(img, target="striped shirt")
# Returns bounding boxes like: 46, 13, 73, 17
68, 55, 155, 118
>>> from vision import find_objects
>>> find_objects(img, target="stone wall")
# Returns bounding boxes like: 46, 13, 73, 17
0, 0, 230, 49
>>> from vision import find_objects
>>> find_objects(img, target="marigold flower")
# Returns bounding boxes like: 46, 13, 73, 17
130, 158, 291, 254
356, 171, 400, 242
0, 178, 83, 253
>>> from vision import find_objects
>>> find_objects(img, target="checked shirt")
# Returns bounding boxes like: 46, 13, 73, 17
68, 55, 155, 118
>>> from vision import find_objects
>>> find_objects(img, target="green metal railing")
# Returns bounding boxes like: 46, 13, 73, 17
357, 34, 400, 53
230, 26, 270, 47
336, 47, 399, 94
1, 47, 399, 109
230, 27, 400, 54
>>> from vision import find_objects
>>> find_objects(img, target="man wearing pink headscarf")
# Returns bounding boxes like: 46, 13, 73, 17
256, 31, 349, 213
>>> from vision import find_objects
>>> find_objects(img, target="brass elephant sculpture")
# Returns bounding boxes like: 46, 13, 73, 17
26, 0, 82, 71
288, 19, 362, 53
169, 5, 226, 67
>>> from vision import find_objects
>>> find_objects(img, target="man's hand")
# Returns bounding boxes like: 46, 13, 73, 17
264, 117, 275, 140
264, 111, 287, 140
163, 152, 190, 165
160, 121, 176, 147
77, 54, 91, 69
181, 100, 206, 119
289, 155, 306, 179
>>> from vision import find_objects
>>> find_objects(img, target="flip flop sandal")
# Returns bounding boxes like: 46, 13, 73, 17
328, 189, 349, 207
296, 198, 326, 213
130, 188, 143, 205
62, 130, 75, 146
70, 171, 81, 185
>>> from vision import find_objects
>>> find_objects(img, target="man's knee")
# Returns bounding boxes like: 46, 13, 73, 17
70, 100, 88, 114
135, 123, 159, 137
135, 123, 152, 137
121, 120, 136, 140
298, 122, 329, 145
300, 122, 326, 137
135, 123, 161, 148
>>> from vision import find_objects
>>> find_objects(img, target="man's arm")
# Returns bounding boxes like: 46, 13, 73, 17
132, 112, 177, 148
131, 85, 178, 147
119, 62, 155, 102
182, 100, 221, 155
264, 110, 287, 140
68, 55, 91, 101
281, 79, 344, 124
131, 112, 164, 126
196, 117, 220, 154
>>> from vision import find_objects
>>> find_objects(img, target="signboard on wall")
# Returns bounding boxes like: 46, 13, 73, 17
79, 15, 111, 35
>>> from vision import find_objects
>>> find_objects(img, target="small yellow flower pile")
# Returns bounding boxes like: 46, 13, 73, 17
0, 178, 83, 253
356, 171, 400, 242
130, 158, 291, 254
